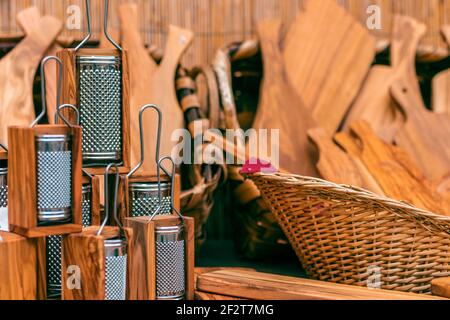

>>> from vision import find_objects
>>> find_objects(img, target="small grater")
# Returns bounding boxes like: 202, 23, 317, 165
75, 0, 124, 165
33, 56, 78, 226
98, 163, 128, 300
151, 156, 186, 300
0, 144, 7, 210
127, 105, 173, 217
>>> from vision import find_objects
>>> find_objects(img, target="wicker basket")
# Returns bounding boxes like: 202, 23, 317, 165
247, 173, 450, 294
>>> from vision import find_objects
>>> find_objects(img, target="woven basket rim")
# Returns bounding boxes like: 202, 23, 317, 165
247, 172, 450, 233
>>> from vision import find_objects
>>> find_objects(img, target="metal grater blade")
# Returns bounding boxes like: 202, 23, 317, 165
77, 56, 122, 163
129, 182, 172, 217
46, 235, 63, 299
81, 184, 92, 227
104, 238, 127, 300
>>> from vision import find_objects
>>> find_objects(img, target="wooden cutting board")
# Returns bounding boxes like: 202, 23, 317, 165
432, 26, 450, 114
348, 121, 448, 215
0, 16, 62, 146
253, 20, 318, 176
308, 128, 383, 195
390, 80, 450, 184
344, 15, 426, 142
283, 0, 375, 135
196, 269, 443, 300
120, 3, 193, 173
16, 7, 63, 125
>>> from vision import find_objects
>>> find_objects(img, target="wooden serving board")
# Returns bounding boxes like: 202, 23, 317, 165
283, 0, 375, 135
308, 127, 383, 195
253, 20, 318, 176
348, 121, 448, 215
344, 15, 426, 142
196, 269, 444, 300
16, 6, 63, 125
0, 15, 62, 146
432, 26, 450, 115
391, 80, 450, 184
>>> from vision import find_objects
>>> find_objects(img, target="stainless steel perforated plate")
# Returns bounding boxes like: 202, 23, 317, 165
0, 171, 7, 208
156, 240, 185, 299
78, 56, 122, 162
82, 185, 92, 227
129, 182, 172, 217
105, 255, 127, 300
46, 235, 62, 299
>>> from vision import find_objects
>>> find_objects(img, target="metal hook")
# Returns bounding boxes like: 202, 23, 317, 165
97, 163, 124, 237
0, 143, 7, 152
74, 0, 92, 51
104, 0, 122, 51
127, 104, 163, 178
55, 104, 80, 128
148, 156, 183, 223
31, 56, 63, 128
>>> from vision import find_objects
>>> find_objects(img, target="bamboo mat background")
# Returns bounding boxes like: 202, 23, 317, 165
1, 0, 450, 67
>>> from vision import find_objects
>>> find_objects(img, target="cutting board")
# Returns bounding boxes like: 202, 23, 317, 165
16, 7, 63, 124
344, 15, 426, 142
0, 16, 62, 146
308, 128, 383, 195
283, 0, 375, 135
253, 20, 318, 176
390, 80, 450, 184
432, 26, 450, 114
120, 3, 193, 173
348, 121, 448, 215
196, 269, 443, 300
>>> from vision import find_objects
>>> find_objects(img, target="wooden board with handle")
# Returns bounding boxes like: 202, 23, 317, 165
196, 269, 445, 300
0, 15, 62, 146
348, 121, 448, 215
283, 0, 375, 135
432, 26, 450, 115
343, 15, 426, 142
391, 80, 450, 184
308, 127, 383, 195
16, 6, 63, 124
253, 20, 318, 176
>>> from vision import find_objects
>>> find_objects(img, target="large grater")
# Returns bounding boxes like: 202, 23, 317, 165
151, 156, 186, 300
98, 163, 128, 300
33, 57, 78, 226
127, 105, 173, 217
74, 0, 124, 165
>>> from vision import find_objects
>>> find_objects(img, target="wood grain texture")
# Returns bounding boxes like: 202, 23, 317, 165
17, 6, 62, 124
8, 125, 83, 237
391, 80, 450, 183
62, 226, 133, 300
308, 127, 384, 195
254, 20, 318, 176
431, 25, 450, 115
197, 269, 445, 300
344, 15, 426, 142
432, 277, 450, 299
125, 215, 194, 300
36, 237, 46, 300
0, 15, 62, 146
348, 121, 448, 215
283, 0, 375, 135
0, 232, 37, 300
195, 291, 245, 300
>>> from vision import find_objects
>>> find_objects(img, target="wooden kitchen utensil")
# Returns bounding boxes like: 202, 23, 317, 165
0, 16, 62, 146
196, 269, 444, 300
253, 20, 318, 176
16, 6, 62, 124
348, 121, 448, 215
344, 15, 426, 142
432, 26, 450, 114
391, 80, 450, 183
308, 128, 383, 195
283, 0, 375, 135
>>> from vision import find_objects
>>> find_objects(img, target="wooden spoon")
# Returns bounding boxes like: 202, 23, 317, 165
253, 20, 318, 176
16, 6, 63, 124
0, 16, 62, 146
